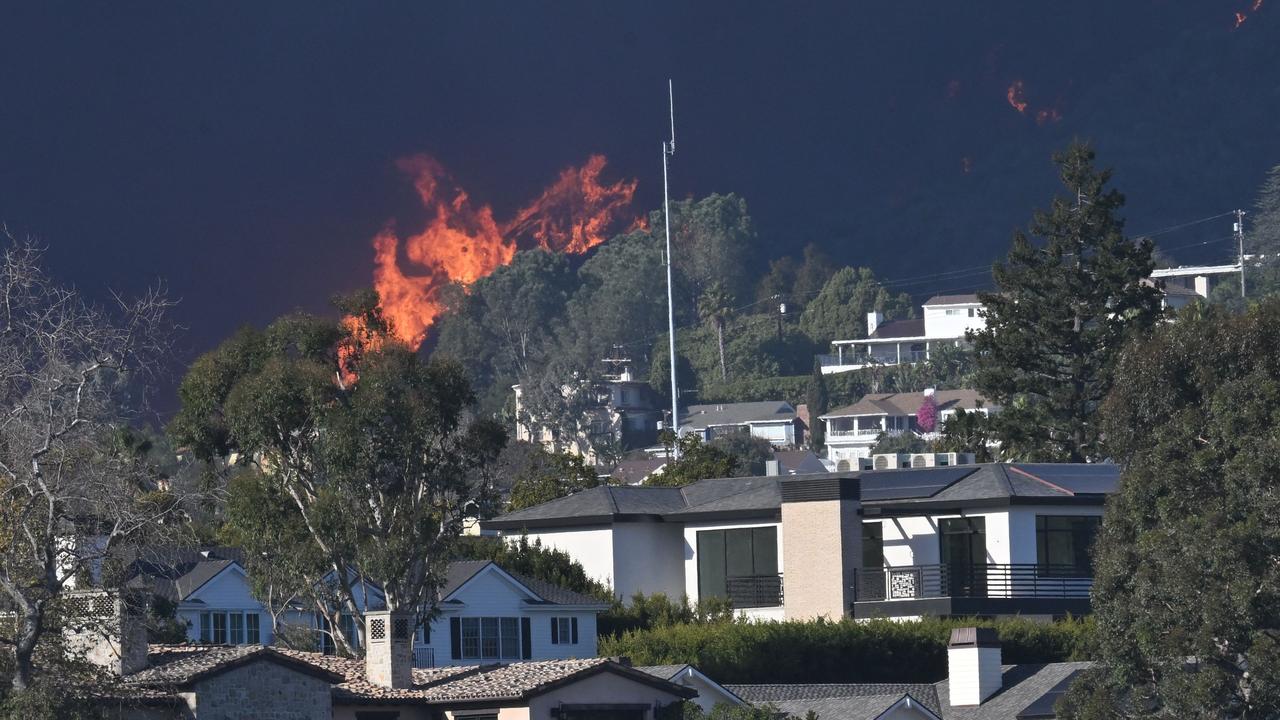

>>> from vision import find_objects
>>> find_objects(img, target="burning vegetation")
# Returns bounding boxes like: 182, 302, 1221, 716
371, 154, 638, 349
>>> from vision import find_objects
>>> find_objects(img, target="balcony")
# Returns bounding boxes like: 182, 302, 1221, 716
851, 564, 1092, 619
413, 646, 435, 668
725, 574, 784, 609
826, 427, 883, 439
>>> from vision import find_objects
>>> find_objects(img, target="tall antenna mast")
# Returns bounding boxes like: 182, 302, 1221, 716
1235, 209, 1247, 298
662, 79, 681, 459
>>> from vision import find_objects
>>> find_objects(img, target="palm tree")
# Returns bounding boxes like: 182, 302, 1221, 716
699, 282, 735, 381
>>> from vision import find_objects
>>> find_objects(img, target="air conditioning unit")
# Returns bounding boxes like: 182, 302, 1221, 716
910, 453, 936, 468
870, 453, 911, 470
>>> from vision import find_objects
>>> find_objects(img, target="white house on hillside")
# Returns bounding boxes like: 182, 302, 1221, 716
819, 294, 986, 374
821, 389, 997, 466
482, 464, 1115, 623
678, 401, 804, 448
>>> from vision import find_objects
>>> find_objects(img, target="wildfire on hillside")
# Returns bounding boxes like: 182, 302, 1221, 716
1006, 81, 1028, 114
369, 154, 638, 350
1235, 0, 1264, 27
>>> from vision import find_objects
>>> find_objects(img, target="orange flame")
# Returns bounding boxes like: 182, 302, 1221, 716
1006, 81, 1028, 114
371, 154, 637, 349
1235, 11, 1248, 26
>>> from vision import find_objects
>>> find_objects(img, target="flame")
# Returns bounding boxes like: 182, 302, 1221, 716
1235, 1, 1263, 27
1236, 11, 1248, 27
1006, 81, 1028, 114
370, 154, 637, 349
1035, 107, 1063, 125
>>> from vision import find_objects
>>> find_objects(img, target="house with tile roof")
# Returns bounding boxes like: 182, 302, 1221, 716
481, 464, 1115, 621
636, 664, 747, 713
64, 590, 694, 719
818, 294, 986, 375
726, 628, 1090, 719
820, 389, 997, 467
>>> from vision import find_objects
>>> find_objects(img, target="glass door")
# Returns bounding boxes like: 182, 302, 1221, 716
939, 517, 986, 597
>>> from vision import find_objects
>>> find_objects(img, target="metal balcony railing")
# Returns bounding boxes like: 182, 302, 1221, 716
854, 564, 1092, 602
413, 646, 435, 668
725, 574, 784, 609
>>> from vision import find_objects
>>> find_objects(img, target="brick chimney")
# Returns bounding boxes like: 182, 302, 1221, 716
61, 590, 148, 675
947, 627, 1002, 706
780, 475, 860, 620
365, 610, 414, 689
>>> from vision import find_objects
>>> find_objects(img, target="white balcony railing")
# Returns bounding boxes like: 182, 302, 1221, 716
413, 646, 435, 668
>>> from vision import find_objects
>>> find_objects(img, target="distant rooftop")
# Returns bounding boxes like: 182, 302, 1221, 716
868, 318, 925, 339
821, 389, 990, 419
923, 293, 982, 306
680, 401, 797, 430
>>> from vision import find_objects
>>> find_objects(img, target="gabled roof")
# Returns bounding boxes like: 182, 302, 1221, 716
481, 463, 1118, 531
730, 683, 942, 719
821, 389, 989, 419
923, 294, 982, 306
772, 450, 828, 475
680, 401, 797, 430
637, 664, 748, 707
440, 560, 606, 608
868, 318, 926, 339
122, 648, 695, 706
124, 548, 248, 604
610, 458, 668, 485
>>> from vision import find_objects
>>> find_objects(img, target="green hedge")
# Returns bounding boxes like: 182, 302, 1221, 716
600, 616, 1095, 684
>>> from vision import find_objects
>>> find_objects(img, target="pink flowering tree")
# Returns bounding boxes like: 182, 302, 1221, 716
916, 389, 939, 433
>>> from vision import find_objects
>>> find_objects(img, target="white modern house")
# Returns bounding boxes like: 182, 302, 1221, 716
482, 464, 1115, 622
821, 389, 997, 467
819, 294, 986, 374
678, 401, 804, 448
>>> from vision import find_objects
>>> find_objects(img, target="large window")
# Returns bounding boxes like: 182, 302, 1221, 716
459, 617, 522, 660
199, 611, 262, 645
1036, 515, 1101, 575
696, 526, 778, 603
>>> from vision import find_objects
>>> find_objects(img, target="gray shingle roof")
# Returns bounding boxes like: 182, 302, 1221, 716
482, 463, 1116, 531
730, 683, 940, 707
772, 693, 936, 719
935, 662, 1093, 719
439, 561, 606, 607
635, 664, 691, 680
680, 401, 797, 431
869, 318, 926, 339
923, 294, 982, 306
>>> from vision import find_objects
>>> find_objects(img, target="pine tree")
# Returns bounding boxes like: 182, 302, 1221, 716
806, 358, 830, 449
969, 142, 1163, 462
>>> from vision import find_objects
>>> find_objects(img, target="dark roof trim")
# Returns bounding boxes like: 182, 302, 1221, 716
660, 509, 781, 523
483, 514, 663, 531
862, 495, 1107, 514
780, 476, 859, 503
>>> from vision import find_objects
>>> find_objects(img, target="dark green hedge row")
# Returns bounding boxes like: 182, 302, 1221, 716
601, 616, 1095, 684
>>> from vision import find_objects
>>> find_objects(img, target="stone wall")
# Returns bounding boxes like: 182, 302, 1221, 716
185, 657, 332, 720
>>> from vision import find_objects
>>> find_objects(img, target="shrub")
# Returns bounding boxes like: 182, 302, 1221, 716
601, 615, 1095, 684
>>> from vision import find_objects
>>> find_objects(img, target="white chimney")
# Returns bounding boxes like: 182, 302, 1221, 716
61, 590, 149, 676
765, 459, 781, 476
866, 311, 884, 336
365, 610, 414, 689
947, 627, 1002, 706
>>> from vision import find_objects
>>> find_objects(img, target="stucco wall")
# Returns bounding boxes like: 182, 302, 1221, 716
782, 498, 860, 620
520, 527, 616, 590
525, 670, 687, 720
185, 658, 331, 720
611, 522, 686, 600
1005, 505, 1105, 565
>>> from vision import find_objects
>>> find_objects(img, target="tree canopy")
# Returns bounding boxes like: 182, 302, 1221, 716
170, 292, 505, 654
1060, 299, 1280, 718
969, 142, 1163, 462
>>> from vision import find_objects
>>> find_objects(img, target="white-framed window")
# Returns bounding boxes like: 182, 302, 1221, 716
199, 611, 262, 645
551, 617, 579, 645
460, 617, 521, 660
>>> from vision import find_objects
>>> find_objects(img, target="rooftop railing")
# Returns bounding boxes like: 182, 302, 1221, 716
726, 574, 784, 609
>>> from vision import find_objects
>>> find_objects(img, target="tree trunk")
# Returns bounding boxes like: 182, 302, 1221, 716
716, 320, 727, 381
11, 606, 43, 693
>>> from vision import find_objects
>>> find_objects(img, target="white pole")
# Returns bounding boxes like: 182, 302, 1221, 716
663, 79, 680, 459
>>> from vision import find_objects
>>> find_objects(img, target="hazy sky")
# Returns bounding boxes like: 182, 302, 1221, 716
2, 2, 1277, 405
